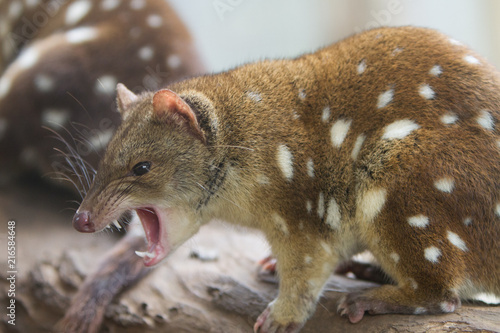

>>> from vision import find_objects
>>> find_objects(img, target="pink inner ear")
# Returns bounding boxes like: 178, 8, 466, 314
152, 89, 206, 143
152, 89, 197, 125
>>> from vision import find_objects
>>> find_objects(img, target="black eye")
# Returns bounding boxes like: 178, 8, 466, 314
132, 161, 151, 176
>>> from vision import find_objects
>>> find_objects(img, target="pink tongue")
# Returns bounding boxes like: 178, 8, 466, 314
136, 208, 162, 266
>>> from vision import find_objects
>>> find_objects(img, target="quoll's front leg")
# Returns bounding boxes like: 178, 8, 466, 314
254, 233, 338, 333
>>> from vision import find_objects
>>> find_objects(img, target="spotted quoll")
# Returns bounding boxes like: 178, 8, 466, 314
0, 0, 203, 186
71, 27, 500, 332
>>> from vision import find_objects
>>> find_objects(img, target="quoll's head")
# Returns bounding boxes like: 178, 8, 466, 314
72, 84, 211, 266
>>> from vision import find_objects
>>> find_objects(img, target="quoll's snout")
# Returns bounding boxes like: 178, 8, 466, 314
72, 211, 95, 233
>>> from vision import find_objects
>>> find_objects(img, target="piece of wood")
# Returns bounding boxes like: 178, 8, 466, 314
0, 180, 499, 332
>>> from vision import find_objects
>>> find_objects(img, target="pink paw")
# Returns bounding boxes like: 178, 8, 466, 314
337, 291, 405, 323
257, 256, 278, 284
337, 293, 368, 324
254, 306, 303, 333
258, 255, 277, 274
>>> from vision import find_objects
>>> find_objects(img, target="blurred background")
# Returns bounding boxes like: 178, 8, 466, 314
169, 0, 500, 72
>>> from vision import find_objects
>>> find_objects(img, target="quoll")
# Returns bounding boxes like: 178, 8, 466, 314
0, 0, 202, 185
71, 27, 500, 332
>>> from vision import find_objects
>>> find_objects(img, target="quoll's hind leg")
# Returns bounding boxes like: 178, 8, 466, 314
339, 190, 470, 323
337, 284, 461, 323
254, 232, 339, 333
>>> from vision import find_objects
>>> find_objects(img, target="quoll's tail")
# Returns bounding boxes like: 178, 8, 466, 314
57, 230, 150, 333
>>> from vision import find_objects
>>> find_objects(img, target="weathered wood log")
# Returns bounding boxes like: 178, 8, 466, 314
0, 181, 499, 333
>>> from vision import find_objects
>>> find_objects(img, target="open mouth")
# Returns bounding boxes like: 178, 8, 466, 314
134, 207, 169, 266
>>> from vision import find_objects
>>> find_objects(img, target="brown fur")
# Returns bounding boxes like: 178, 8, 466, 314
74, 27, 500, 332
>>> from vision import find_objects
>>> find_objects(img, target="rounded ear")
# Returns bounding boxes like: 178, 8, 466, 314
152, 89, 206, 143
116, 83, 138, 119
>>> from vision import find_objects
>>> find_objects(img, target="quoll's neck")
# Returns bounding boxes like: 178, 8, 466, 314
167, 55, 355, 229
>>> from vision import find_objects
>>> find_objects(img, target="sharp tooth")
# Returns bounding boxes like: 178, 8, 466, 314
113, 220, 122, 230
135, 250, 155, 258
105, 224, 111, 229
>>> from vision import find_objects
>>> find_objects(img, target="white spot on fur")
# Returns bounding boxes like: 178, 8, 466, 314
441, 111, 458, 125
418, 84, 435, 100
95, 75, 117, 95
147, 14, 163, 28
65, 27, 99, 44
272, 213, 289, 236
435, 177, 454, 193
408, 278, 418, 290
351, 134, 366, 160
306, 158, 314, 178
357, 188, 387, 223
65, 0, 92, 25
101, 0, 120, 10
18, 47, 39, 69
0, 77, 12, 99
89, 129, 114, 151
41, 109, 70, 129
8, 1, 23, 20
326, 198, 341, 230
447, 231, 468, 251
34, 74, 55, 92
256, 174, 269, 185
414, 307, 426, 314
473, 293, 500, 304
496, 203, 500, 218
377, 88, 394, 109
0, 118, 8, 141
424, 246, 441, 263
167, 54, 182, 69
464, 55, 480, 65
321, 106, 330, 123
476, 110, 495, 130
306, 200, 312, 214
320, 241, 332, 255
330, 118, 352, 148
390, 252, 400, 264
449, 38, 463, 46
304, 255, 312, 264
25, 0, 41, 8
464, 217, 473, 226
276, 144, 294, 181
138, 46, 154, 61
408, 214, 429, 228
391, 47, 403, 56
357, 59, 367, 74
298, 88, 306, 100
382, 119, 420, 140
246, 91, 262, 102
429, 65, 442, 77
317, 192, 325, 219
130, 0, 145, 10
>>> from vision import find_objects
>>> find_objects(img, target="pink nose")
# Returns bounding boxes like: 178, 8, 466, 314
72, 211, 95, 233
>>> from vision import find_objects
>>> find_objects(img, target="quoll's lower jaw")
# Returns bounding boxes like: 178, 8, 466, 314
135, 207, 168, 266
